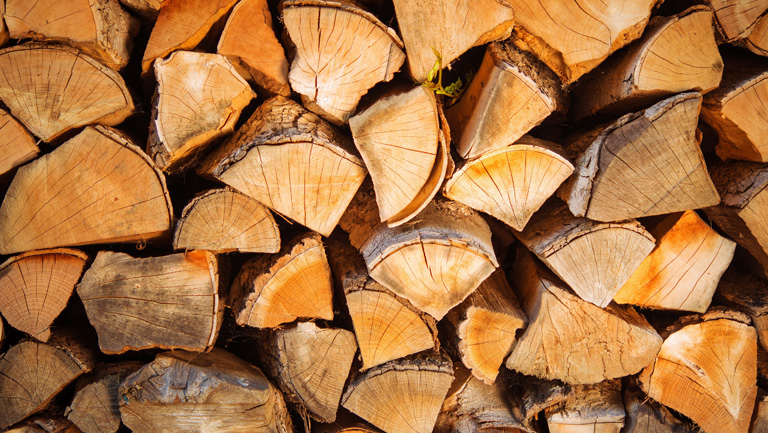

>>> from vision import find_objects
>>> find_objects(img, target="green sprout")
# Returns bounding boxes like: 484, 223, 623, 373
422, 47, 466, 102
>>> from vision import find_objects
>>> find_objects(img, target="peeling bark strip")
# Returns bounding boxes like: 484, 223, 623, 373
545, 380, 625, 433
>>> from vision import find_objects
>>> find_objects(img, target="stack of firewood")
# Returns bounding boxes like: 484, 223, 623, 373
1, 0, 768, 432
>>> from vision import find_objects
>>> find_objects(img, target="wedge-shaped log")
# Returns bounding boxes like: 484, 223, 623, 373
562, 92, 720, 221
742, 14, 768, 56
446, 42, 563, 159
506, 250, 663, 384
0, 126, 173, 255
118, 0, 164, 18
228, 233, 334, 328
718, 268, 768, 353
443, 269, 527, 385
705, 0, 768, 41
622, 384, 693, 433
174, 188, 280, 253
573, 7, 723, 120
218, 0, 289, 96
77, 250, 223, 354
282, 0, 405, 124
200, 96, 367, 236
515, 201, 655, 308
545, 380, 625, 433
505, 0, 659, 84
614, 210, 735, 312
444, 136, 573, 231
3, 0, 138, 70
119, 349, 293, 433
391, 0, 514, 82
0, 44, 135, 142
148, 51, 254, 172
0, 109, 38, 178
342, 352, 454, 433
502, 370, 574, 432
0, 249, 87, 341
639, 309, 757, 433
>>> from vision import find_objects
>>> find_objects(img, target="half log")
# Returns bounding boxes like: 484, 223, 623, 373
0, 109, 38, 180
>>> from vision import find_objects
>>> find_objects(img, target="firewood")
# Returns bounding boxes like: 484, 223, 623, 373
0, 44, 135, 142
741, 14, 768, 56
390, 0, 514, 82
314, 414, 382, 433
561, 92, 720, 222
0, 126, 173, 255
505, 0, 659, 84
638, 309, 758, 433
0, 249, 88, 341
341, 351, 454, 433
281, 0, 405, 125
173, 188, 280, 253
228, 232, 334, 328
217, 0, 290, 96
140, 0, 239, 73
705, 0, 768, 41
446, 41, 564, 159
200, 96, 367, 236
622, 385, 693, 433
572, 6, 723, 121
754, 390, 768, 433
501, 370, 574, 432
119, 349, 294, 433
0, 1, 8, 47
506, 249, 663, 384
118, 0, 164, 19
77, 250, 223, 354
0, 316, 4, 348
442, 269, 527, 385
148, 51, 254, 172
65, 362, 143, 433
5, 417, 82, 433
0, 109, 38, 179
614, 210, 735, 312
701, 55, 768, 162
260, 322, 358, 423
444, 136, 574, 231
514, 201, 655, 308
3, 0, 139, 70
717, 267, 768, 352
544, 380, 624, 433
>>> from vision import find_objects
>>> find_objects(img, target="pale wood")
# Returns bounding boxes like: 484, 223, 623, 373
0, 249, 88, 341
0, 126, 173, 255
638, 309, 758, 433
118, 0, 164, 18
622, 385, 693, 433
506, 249, 663, 384
174, 188, 280, 253
0, 109, 38, 178
119, 349, 294, 433
217, 0, 290, 96
228, 232, 334, 328
446, 41, 563, 159
444, 136, 573, 231
0, 44, 135, 142
742, 14, 768, 56
282, 0, 405, 124
717, 267, 768, 353
706, 0, 768, 41
614, 210, 735, 312
342, 352, 454, 433
443, 269, 527, 385
504, 0, 659, 84
572, 7, 723, 120
200, 96, 367, 236
77, 250, 223, 354
3, 0, 138, 70
753, 390, 768, 433
562, 92, 720, 222
148, 51, 254, 172
545, 380, 624, 433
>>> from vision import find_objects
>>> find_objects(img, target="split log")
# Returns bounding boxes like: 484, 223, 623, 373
614, 210, 735, 312
391, 0, 514, 82
281, 0, 405, 124
314, 414, 382, 433
741, 14, 768, 56
148, 51, 254, 172
228, 232, 334, 328
705, 0, 768, 41
0, 1, 8, 47
754, 390, 768, 433
505, 0, 659, 84
0, 109, 39, 179
622, 385, 693, 433
717, 267, 768, 352
119, 349, 294, 433
0, 126, 173, 255
506, 249, 663, 384
5, 416, 82, 433
638, 309, 758, 433
217, 0, 290, 96
0, 316, 4, 348
200, 96, 367, 236
3, 0, 139, 70
545, 380, 624, 433
0, 249, 88, 341
260, 322, 358, 422
443, 136, 573, 231
514, 201, 656, 308
501, 370, 574, 432
118, 0, 164, 19
572, 6, 723, 121
173, 188, 280, 253
442, 269, 527, 385
561, 92, 720, 222
77, 250, 223, 354
0, 44, 135, 142
445, 41, 564, 159
341, 352, 454, 433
